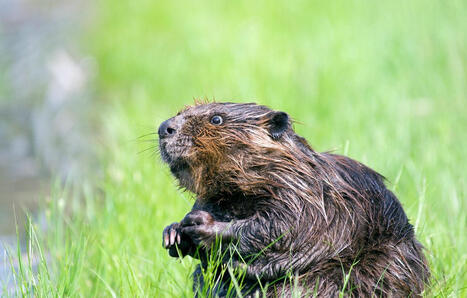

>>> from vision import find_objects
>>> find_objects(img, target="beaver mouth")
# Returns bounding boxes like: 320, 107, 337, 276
159, 140, 190, 174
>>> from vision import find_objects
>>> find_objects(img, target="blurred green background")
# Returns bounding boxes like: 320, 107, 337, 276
1, 0, 466, 296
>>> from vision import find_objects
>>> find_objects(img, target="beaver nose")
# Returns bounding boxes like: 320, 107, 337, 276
158, 119, 177, 138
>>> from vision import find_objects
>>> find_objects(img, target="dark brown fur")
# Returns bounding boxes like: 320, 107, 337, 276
159, 102, 430, 297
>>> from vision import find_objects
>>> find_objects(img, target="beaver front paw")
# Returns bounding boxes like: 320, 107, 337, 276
162, 222, 195, 257
181, 210, 225, 248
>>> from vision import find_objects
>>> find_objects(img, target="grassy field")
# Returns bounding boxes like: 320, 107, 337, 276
8, 0, 467, 296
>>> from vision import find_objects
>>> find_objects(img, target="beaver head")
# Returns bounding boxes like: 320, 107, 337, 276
158, 102, 312, 199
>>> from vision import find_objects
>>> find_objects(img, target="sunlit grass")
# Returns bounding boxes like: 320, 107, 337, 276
5, 0, 467, 296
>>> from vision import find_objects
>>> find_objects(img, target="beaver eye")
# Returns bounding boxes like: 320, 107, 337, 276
210, 115, 223, 125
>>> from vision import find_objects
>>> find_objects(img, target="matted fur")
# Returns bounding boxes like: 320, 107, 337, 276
160, 102, 430, 297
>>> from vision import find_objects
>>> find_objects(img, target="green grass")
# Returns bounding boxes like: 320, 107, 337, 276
7, 0, 467, 296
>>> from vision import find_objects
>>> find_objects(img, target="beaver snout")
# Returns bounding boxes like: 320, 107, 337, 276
158, 119, 177, 139
158, 116, 191, 168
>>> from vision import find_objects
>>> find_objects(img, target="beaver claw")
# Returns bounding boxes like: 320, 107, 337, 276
162, 222, 195, 258
163, 222, 182, 249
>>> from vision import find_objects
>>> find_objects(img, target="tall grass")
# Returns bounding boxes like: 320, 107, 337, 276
6, 0, 467, 296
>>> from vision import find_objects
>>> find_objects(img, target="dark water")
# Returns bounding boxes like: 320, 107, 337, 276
0, 0, 95, 293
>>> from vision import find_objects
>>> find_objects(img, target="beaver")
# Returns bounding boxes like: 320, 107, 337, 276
159, 102, 430, 297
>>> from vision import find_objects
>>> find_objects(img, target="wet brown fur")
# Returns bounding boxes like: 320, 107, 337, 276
160, 102, 430, 297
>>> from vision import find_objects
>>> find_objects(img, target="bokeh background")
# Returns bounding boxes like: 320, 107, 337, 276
1, 0, 466, 296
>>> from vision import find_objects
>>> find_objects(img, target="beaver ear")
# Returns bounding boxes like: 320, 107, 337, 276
267, 111, 290, 140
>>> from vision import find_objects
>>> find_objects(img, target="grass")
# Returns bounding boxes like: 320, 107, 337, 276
5, 0, 467, 296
